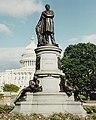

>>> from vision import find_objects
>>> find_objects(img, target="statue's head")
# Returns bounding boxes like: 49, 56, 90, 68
45, 4, 50, 10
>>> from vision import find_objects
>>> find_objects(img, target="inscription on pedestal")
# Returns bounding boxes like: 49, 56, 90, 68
42, 54, 57, 70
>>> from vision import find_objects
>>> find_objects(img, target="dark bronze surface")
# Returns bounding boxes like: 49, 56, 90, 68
36, 4, 57, 46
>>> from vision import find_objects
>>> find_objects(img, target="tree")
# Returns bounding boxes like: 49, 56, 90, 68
61, 43, 96, 91
3, 84, 20, 92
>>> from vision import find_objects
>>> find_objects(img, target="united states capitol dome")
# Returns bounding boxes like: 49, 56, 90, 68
20, 36, 36, 69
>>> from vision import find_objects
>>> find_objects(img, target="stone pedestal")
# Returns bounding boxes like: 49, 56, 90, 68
12, 92, 86, 116
12, 45, 86, 116
35, 45, 62, 93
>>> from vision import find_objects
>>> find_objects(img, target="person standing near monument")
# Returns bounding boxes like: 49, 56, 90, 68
36, 4, 56, 46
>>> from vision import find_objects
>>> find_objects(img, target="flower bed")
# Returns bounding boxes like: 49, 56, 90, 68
0, 105, 96, 119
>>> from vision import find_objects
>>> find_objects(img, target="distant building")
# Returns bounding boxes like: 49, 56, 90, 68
0, 36, 36, 92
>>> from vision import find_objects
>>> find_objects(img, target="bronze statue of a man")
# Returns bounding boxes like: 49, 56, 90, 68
36, 4, 56, 46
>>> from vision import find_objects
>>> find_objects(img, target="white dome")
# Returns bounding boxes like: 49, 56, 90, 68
20, 36, 36, 69
25, 36, 36, 50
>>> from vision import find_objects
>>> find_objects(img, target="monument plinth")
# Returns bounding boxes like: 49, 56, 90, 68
35, 45, 62, 92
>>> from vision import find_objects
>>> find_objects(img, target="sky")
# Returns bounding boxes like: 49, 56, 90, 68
0, 0, 96, 71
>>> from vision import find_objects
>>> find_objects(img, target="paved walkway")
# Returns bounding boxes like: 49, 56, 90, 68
83, 101, 96, 106
83, 103, 96, 106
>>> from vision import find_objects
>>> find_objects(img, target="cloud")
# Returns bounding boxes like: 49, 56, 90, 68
68, 33, 96, 45
68, 38, 80, 44
0, 47, 24, 60
0, 0, 43, 18
0, 47, 24, 71
82, 34, 96, 44
0, 24, 11, 34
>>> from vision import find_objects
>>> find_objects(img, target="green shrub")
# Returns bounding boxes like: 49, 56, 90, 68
0, 94, 3, 99
86, 113, 96, 120
0, 105, 14, 114
1, 108, 96, 119
48, 113, 82, 120
91, 113, 96, 120
0, 112, 95, 120
48, 113, 65, 120
30, 113, 47, 120
84, 106, 96, 114
92, 106, 96, 113
84, 106, 93, 114
3, 84, 20, 92
80, 94, 87, 100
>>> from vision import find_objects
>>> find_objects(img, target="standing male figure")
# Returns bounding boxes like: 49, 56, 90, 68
36, 4, 56, 46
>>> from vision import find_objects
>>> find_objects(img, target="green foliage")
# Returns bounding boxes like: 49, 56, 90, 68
86, 113, 96, 120
1, 109, 96, 119
0, 105, 14, 114
91, 106, 96, 113
0, 112, 84, 120
48, 113, 82, 120
31, 113, 47, 120
80, 95, 87, 100
0, 94, 3, 99
84, 106, 93, 114
61, 43, 96, 91
83, 106, 96, 114
3, 84, 20, 92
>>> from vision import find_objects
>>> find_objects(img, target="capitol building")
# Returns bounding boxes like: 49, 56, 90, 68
0, 36, 36, 92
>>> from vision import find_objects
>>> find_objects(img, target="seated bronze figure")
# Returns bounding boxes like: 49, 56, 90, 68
14, 76, 42, 104
59, 75, 73, 97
